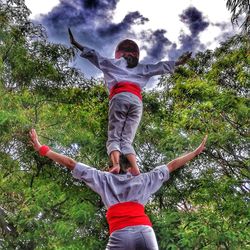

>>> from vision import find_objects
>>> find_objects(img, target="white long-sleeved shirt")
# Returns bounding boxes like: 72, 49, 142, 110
80, 47, 175, 92
72, 163, 170, 208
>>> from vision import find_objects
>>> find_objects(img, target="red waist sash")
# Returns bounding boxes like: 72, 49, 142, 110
106, 202, 152, 234
109, 82, 142, 100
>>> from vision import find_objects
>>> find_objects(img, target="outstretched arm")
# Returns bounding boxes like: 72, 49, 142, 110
68, 28, 84, 51
29, 129, 76, 170
68, 28, 109, 71
167, 135, 207, 173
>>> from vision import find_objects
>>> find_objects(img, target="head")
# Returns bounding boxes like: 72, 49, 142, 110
107, 154, 131, 174
119, 154, 132, 174
115, 39, 139, 68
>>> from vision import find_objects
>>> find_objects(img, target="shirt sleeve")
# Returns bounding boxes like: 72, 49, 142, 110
72, 162, 105, 195
142, 61, 176, 77
80, 46, 108, 70
143, 165, 170, 196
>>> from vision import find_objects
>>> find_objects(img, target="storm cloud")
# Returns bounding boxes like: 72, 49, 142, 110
180, 6, 209, 36
168, 6, 209, 60
32, 1, 234, 80
38, 2, 211, 60
140, 29, 172, 63
139, 7, 210, 62
97, 11, 149, 38
38, 0, 148, 50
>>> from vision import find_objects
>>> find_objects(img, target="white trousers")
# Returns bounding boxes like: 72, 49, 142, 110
106, 93, 142, 156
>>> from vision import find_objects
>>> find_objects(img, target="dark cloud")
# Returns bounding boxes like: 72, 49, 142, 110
97, 11, 149, 38
180, 6, 209, 36
36, 2, 210, 61
32, 1, 235, 80
139, 7, 210, 62
36, 0, 148, 50
33, 0, 151, 77
140, 29, 171, 62
52, 0, 118, 25
167, 6, 209, 60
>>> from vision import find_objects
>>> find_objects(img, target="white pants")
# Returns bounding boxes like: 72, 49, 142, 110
106, 225, 159, 250
106, 93, 142, 156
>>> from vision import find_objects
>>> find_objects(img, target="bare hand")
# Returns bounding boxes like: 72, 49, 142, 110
68, 27, 75, 45
194, 135, 207, 156
175, 51, 192, 66
68, 27, 84, 51
29, 129, 41, 151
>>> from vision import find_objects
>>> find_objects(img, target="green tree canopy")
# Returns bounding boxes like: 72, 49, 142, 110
226, 0, 250, 34
0, 0, 249, 249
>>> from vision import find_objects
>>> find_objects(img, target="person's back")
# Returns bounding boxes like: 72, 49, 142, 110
29, 129, 207, 250
73, 162, 169, 208
73, 161, 169, 250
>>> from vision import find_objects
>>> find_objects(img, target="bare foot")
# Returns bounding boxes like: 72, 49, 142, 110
128, 167, 140, 176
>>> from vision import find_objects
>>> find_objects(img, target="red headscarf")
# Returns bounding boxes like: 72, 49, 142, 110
115, 39, 139, 59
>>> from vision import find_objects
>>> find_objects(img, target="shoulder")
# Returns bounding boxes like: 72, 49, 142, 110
72, 162, 106, 180
145, 165, 170, 182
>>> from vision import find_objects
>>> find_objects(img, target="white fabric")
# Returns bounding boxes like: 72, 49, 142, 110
72, 163, 170, 208
80, 47, 175, 91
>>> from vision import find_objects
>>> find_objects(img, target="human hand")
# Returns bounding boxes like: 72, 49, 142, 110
194, 135, 207, 156
175, 51, 192, 66
29, 129, 41, 151
68, 27, 84, 51
68, 27, 75, 45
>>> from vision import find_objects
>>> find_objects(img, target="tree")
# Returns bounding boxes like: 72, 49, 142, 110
0, 1, 109, 249
226, 0, 250, 34
146, 34, 249, 249
1, 0, 249, 249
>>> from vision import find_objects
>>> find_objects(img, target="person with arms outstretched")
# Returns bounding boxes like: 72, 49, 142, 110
30, 129, 207, 250
68, 28, 191, 175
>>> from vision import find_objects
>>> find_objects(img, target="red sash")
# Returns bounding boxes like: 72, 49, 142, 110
109, 82, 142, 100
106, 202, 152, 234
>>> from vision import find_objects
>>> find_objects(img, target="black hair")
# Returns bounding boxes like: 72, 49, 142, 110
119, 154, 130, 174
124, 56, 139, 68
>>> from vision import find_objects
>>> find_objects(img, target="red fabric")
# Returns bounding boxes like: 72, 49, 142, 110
115, 51, 139, 59
39, 145, 50, 156
115, 39, 139, 59
109, 82, 142, 100
106, 202, 152, 234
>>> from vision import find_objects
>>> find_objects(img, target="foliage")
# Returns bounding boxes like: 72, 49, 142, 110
226, 0, 250, 34
0, 0, 249, 249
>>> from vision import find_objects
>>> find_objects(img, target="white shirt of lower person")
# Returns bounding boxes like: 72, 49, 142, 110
80, 47, 175, 92
72, 163, 170, 208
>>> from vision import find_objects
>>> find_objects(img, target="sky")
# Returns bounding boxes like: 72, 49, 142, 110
25, 0, 238, 84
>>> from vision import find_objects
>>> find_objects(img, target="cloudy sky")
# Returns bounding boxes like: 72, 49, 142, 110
25, 0, 238, 82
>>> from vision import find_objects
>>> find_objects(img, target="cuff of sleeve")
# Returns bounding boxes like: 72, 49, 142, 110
155, 165, 170, 181
72, 162, 84, 180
